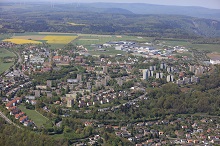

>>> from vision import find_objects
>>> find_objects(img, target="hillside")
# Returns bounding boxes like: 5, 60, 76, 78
1, 2, 220, 38
85, 3, 220, 20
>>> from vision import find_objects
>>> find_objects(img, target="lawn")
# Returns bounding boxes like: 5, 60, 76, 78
18, 104, 49, 127
0, 48, 16, 74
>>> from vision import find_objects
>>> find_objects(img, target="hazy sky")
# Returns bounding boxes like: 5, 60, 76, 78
2, 0, 220, 9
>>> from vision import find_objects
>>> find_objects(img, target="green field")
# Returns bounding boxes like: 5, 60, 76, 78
1, 32, 220, 53
18, 105, 49, 127
0, 48, 16, 74
159, 39, 220, 53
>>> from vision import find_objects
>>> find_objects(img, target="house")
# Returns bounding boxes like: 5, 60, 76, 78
135, 134, 144, 140
211, 139, 220, 144
6, 102, 13, 109
75, 56, 83, 62
31, 100, 37, 105
53, 56, 63, 62
194, 140, 199, 144
113, 126, 119, 131
6, 97, 22, 109
115, 132, 121, 137
30, 56, 44, 64
24, 120, 33, 126
210, 59, 220, 64
9, 106, 20, 115
121, 126, 127, 131
84, 122, 93, 127
19, 116, 28, 123
121, 131, 131, 138
15, 112, 25, 119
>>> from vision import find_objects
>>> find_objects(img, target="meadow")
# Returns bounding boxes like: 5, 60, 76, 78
18, 105, 49, 127
0, 48, 16, 74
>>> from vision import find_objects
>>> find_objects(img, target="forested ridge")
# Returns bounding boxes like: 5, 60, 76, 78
1, 3, 220, 38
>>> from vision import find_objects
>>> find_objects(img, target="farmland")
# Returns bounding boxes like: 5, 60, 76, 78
0, 48, 16, 74
2, 33, 78, 46
3, 38, 42, 44
42, 35, 78, 44
1, 32, 219, 54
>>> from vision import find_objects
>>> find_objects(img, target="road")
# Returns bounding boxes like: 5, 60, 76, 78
0, 110, 21, 129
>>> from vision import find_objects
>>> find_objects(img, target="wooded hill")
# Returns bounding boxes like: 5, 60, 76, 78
1, 3, 220, 38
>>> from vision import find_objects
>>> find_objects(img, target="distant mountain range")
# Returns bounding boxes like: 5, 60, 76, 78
1, 2, 220, 38
79, 3, 220, 20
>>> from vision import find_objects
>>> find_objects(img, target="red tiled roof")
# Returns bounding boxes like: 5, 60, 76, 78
53, 56, 62, 60
19, 116, 27, 122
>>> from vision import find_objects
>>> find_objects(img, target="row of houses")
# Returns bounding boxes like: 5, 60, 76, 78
5, 97, 33, 127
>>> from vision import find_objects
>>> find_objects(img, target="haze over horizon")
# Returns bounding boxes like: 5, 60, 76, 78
1, 0, 220, 9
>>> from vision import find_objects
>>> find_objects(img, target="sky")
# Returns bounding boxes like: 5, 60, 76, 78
2, 0, 220, 9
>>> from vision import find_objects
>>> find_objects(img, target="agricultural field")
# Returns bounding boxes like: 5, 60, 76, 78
3, 38, 42, 44
1, 32, 219, 54
18, 105, 49, 127
42, 35, 78, 44
0, 48, 16, 74
12, 35, 45, 40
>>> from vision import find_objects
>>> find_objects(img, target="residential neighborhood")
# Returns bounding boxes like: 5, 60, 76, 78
0, 40, 220, 146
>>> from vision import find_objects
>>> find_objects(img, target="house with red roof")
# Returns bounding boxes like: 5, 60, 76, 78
53, 56, 63, 62
15, 112, 25, 119
9, 106, 20, 115
19, 116, 28, 123
6, 97, 22, 109
84, 121, 93, 127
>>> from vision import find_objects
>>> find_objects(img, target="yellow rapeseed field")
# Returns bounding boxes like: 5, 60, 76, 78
42, 36, 78, 44
3, 38, 42, 44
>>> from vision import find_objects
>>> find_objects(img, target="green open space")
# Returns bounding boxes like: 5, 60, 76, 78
73, 34, 150, 46
88, 47, 126, 56
0, 48, 16, 74
1, 32, 219, 53
18, 104, 49, 127
158, 39, 220, 53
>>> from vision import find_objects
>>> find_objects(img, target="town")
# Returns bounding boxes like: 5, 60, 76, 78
0, 40, 220, 146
